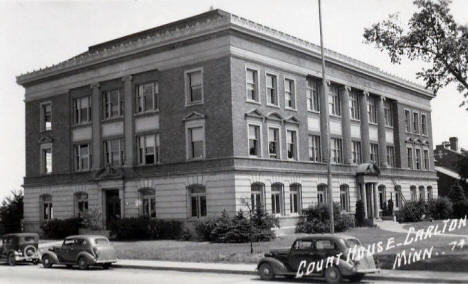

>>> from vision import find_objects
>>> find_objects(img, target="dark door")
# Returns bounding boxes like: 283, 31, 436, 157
288, 239, 316, 272
106, 190, 121, 229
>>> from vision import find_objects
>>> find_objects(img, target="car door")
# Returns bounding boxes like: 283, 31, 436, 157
287, 239, 315, 272
58, 239, 75, 263
314, 239, 341, 273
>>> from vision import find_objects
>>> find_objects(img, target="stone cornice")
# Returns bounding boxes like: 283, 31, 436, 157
16, 9, 434, 98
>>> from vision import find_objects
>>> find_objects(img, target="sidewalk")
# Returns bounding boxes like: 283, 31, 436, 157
113, 259, 468, 283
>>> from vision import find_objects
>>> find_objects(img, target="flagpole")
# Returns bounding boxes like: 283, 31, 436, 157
318, 0, 334, 233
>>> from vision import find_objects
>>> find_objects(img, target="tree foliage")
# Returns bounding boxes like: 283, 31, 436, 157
0, 190, 24, 233
363, 0, 468, 109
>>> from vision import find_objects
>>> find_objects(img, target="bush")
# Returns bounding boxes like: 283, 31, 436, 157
109, 217, 183, 240
427, 197, 453, 220
296, 202, 355, 233
396, 201, 426, 222
448, 184, 466, 203
452, 200, 468, 219
41, 217, 82, 239
150, 219, 183, 239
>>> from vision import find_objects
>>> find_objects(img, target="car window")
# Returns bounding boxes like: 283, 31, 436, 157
294, 240, 314, 251
315, 240, 336, 250
63, 239, 75, 246
94, 238, 109, 245
24, 236, 36, 242
75, 239, 87, 246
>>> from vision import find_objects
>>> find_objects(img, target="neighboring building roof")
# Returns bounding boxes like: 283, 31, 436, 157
435, 166, 468, 184
16, 9, 433, 98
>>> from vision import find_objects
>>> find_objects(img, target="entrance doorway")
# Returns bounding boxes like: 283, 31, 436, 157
105, 189, 121, 229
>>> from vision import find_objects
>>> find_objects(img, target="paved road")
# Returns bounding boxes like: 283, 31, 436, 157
0, 263, 446, 284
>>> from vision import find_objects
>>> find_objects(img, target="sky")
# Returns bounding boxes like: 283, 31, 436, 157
0, 0, 467, 200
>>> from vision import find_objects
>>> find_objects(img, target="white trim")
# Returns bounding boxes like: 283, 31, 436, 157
184, 67, 204, 107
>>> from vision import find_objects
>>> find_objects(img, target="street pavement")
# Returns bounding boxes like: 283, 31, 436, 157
0, 264, 467, 284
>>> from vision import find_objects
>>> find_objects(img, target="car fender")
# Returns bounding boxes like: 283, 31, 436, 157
257, 257, 290, 275
75, 251, 96, 264
336, 258, 356, 276
41, 251, 59, 264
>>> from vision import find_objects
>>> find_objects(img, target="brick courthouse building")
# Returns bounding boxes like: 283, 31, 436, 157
17, 10, 438, 232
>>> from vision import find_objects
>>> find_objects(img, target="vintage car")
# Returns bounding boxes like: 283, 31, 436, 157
0, 233, 40, 266
257, 234, 378, 283
41, 235, 117, 270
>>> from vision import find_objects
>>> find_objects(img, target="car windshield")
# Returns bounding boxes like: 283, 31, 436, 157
94, 238, 109, 245
344, 238, 362, 248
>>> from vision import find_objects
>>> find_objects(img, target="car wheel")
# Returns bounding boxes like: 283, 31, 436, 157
324, 266, 342, 284
78, 256, 89, 270
7, 253, 16, 266
348, 273, 365, 283
258, 263, 275, 280
42, 255, 53, 268
102, 263, 112, 269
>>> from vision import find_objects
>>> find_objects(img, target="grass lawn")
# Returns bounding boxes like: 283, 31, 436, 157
402, 219, 468, 235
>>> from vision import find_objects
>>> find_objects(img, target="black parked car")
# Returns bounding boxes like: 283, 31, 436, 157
257, 234, 378, 283
41, 235, 117, 270
0, 233, 40, 265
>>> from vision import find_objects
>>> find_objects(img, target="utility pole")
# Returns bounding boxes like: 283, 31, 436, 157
318, 0, 334, 233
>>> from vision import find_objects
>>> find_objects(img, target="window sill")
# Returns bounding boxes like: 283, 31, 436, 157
101, 117, 124, 123
307, 110, 320, 115
185, 101, 204, 107
369, 122, 378, 126
186, 157, 206, 162
350, 118, 360, 123
40, 129, 53, 134
246, 100, 261, 105
134, 110, 160, 118
266, 103, 280, 109
285, 107, 297, 112
72, 122, 92, 128
134, 163, 161, 167
248, 155, 262, 159
330, 114, 341, 119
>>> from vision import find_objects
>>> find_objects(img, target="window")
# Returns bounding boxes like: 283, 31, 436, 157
340, 185, 350, 212
419, 186, 425, 201
407, 147, 413, 169
349, 92, 360, 120
423, 149, 429, 170
384, 100, 393, 127
294, 240, 313, 251
415, 148, 421, 170
427, 186, 433, 200
413, 112, 419, 134
368, 96, 377, 124
188, 127, 204, 160
290, 184, 301, 214
306, 78, 320, 112
104, 139, 124, 166
268, 127, 280, 159
248, 124, 261, 157
41, 145, 52, 174
136, 82, 159, 113
331, 138, 343, 163
421, 114, 427, 135
189, 185, 206, 218
137, 134, 159, 165
287, 129, 298, 160
394, 186, 402, 208
185, 69, 203, 105
386, 145, 395, 167
410, 186, 417, 201
140, 189, 156, 218
328, 85, 341, 116
308, 135, 321, 162
285, 78, 296, 109
251, 183, 264, 210
41, 103, 52, 131
41, 195, 53, 221
378, 186, 386, 209
103, 89, 123, 119
271, 183, 283, 215
352, 141, 362, 164
73, 96, 92, 125
317, 184, 327, 204
75, 192, 88, 217
370, 143, 379, 164
246, 68, 258, 102
405, 110, 411, 132
74, 144, 90, 171
266, 74, 278, 106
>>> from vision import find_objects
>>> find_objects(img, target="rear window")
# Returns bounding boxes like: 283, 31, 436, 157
23, 236, 36, 242
94, 238, 109, 245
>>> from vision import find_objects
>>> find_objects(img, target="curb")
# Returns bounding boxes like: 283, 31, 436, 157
112, 263, 467, 283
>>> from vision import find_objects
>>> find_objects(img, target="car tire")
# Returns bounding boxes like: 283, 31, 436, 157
324, 266, 342, 284
258, 263, 275, 280
348, 273, 365, 283
7, 253, 16, 266
78, 256, 89, 270
42, 255, 53, 268
103, 263, 112, 269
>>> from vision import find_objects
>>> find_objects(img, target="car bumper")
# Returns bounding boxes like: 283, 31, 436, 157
92, 258, 118, 264
14, 255, 40, 262
355, 268, 380, 274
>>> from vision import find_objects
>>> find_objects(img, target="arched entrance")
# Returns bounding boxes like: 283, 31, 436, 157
356, 163, 381, 220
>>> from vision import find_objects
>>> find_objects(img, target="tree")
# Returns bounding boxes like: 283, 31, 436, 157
448, 183, 466, 203
363, 0, 468, 109
0, 190, 24, 233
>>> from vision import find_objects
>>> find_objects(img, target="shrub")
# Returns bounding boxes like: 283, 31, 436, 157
396, 200, 427, 222
355, 200, 366, 227
109, 217, 183, 240
296, 202, 355, 233
427, 197, 453, 220
452, 200, 468, 219
149, 219, 183, 239
387, 199, 394, 216
448, 184, 466, 203
41, 217, 82, 239
195, 217, 217, 241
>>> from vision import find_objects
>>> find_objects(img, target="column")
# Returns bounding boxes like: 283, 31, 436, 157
319, 80, 330, 163
377, 96, 388, 168
360, 91, 370, 162
360, 183, 368, 218
91, 83, 101, 170
340, 86, 352, 164
119, 187, 125, 218
373, 183, 379, 219
122, 75, 134, 167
